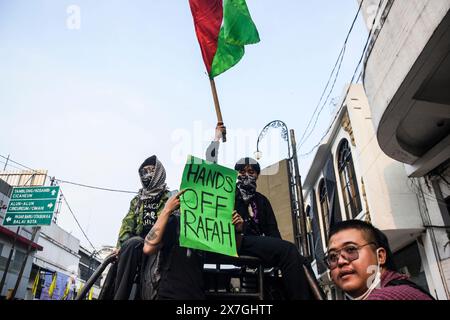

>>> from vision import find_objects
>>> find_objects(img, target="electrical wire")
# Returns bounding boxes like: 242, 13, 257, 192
299, 0, 386, 157
0, 153, 98, 251
297, 0, 366, 147
54, 179, 137, 194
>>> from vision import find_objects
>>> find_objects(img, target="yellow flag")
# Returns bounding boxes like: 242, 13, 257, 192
61, 280, 70, 300
88, 287, 94, 300
32, 271, 40, 297
48, 273, 57, 298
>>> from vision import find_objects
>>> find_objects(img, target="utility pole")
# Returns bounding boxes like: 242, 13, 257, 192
0, 227, 20, 295
2, 154, 9, 171
5, 173, 47, 299
8, 226, 39, 299
0, 181, 20, 297
290, 129, 309, 259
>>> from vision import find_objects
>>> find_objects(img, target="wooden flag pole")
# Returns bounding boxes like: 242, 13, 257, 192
209, 78, 227, 142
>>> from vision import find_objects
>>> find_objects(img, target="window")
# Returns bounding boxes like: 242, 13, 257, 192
337, 139, 362, 219
445, 196, 450, 221
79, 264, 101, 286
11, 250, 27, 272
319, 179, 330, 241
393, 242, 430, 294
0, 243, 6, 271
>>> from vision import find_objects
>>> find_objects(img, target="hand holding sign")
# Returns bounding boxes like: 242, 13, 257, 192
232, 211, 244, 233
179, 156, 238, 257
164, 190, 186, 214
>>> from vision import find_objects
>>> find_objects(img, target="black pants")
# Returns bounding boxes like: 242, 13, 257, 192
99, 237, 145, 300
239, 235, 313, 300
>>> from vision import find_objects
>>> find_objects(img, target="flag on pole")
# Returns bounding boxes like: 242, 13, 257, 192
48, 272, 57, 299
31, 270, 40, 297
78, 282, 84, 296
61, 279, 71, 300
189, 0, 260, 78
88, 287, 94, 300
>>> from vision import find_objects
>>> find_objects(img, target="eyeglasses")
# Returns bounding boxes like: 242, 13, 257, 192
324, 242, 376, 270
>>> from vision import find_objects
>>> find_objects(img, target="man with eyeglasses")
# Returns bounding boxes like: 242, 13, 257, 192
326, 220, 434, 300
99, 155, 171, 300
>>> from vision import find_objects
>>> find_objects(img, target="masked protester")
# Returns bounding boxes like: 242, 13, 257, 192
232, 157, 317, 300
142, 190, 207, 300
327, 220, 434, 300
99, 155, 171, 300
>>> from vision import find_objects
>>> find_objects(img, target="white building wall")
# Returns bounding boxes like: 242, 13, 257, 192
303, 85, 446, 296
442, 258, 450, 293
420, 230, 448, 299
344, 86, 423, 233
309, 85, 424, 236
34, 223, 80, 276
0, 240, 34, 299
410, 176, 450, 299
363, 0, 450, 128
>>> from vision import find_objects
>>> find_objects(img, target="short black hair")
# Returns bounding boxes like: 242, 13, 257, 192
328, 220, 397, 271
234, 157, 261, 175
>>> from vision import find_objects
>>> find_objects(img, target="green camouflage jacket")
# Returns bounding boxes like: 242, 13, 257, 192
116, 190, 170, 248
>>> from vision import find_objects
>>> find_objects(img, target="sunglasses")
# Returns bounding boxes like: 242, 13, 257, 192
324, 242, 376, 270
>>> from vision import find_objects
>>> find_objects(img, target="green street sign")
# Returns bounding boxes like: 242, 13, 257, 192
3, 186, 60, 226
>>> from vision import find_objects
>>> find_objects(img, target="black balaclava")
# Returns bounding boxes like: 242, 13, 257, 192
235, 157, 260, 202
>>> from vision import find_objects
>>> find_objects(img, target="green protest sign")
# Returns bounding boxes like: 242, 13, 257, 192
179, 155, 238, 257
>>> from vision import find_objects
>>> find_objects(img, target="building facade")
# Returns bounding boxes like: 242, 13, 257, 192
0, 170, 105, 300
0, 178, 43, 299
257, 159, 296, 243
360, 0, 450, 298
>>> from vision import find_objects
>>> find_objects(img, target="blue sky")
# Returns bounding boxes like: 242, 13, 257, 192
0, 0, 368, 249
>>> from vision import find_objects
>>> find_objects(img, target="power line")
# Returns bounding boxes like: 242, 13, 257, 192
299, 0, 386, 157
0, 153, 98, 251
1, 153, 137, 195
58, 185, 97, 252
0, 154, 39, 172
297, 0, 365, 147
0, 159, 26, 172
298, 49, 346, 150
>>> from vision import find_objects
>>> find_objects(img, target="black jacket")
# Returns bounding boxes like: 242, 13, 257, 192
235, 192, 282, 239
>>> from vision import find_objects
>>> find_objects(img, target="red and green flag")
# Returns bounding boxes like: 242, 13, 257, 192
189, 0, 260, 78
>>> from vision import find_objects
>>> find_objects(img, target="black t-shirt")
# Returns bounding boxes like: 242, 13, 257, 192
157, 214, 205, 300
235, 192, 282, 239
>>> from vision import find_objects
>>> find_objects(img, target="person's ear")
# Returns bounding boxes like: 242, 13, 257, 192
377, 247, 387, 266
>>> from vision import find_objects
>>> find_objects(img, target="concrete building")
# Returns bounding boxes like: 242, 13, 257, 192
303, 84, 444, 299
29, 221, 82, 300
0, 170, 105, 300
28, 226, 104, 300
257, 159, 296, 243
0, 178, 43, 299
78, 245, 103, 299
359, 0, 450, 298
